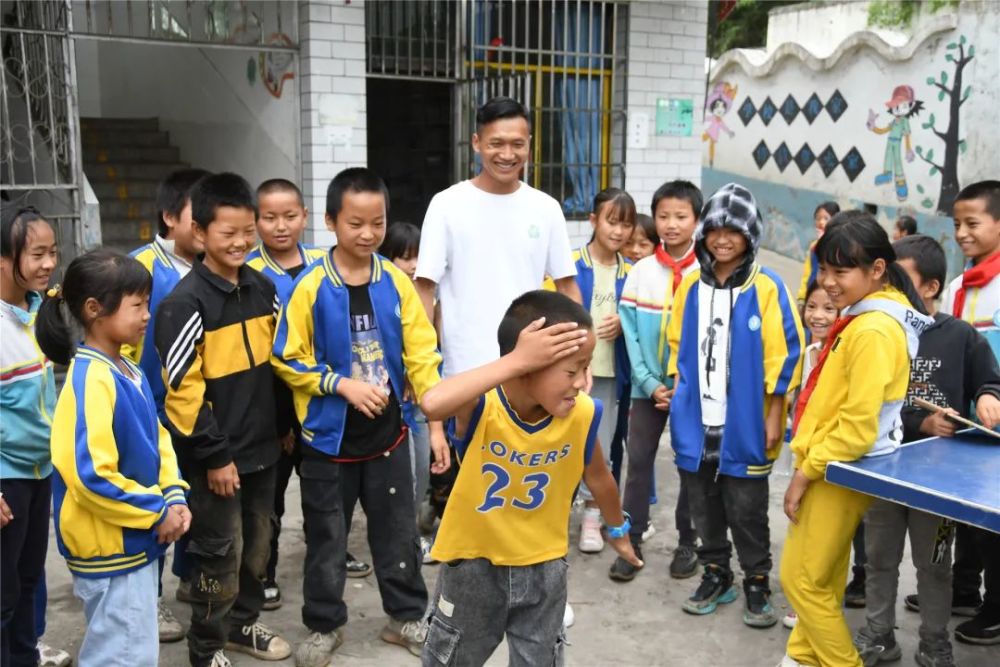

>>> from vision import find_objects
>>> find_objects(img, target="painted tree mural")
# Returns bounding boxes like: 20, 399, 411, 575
914, 35, 974, 215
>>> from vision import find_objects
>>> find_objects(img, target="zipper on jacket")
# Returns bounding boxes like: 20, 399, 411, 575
237, 286, 257, 367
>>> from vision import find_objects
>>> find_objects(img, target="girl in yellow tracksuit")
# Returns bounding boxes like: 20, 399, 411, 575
779, 211, 933, 667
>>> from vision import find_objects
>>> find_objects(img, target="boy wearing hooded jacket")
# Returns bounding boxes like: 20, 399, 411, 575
667, 183, 804, 628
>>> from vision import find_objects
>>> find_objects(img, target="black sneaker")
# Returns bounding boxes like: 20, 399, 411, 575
681, 564, 737, 615
845, 566, 866, 608
853, 626, 902, 666
346, 552, 372, 578
743, 575, 777, 628
225, 621, 292, 660
262, 580, 281, 611
904, 592, 982, 617
669, 544, 699, 579
608, 540, 643, 582
954, 609, 1000, 645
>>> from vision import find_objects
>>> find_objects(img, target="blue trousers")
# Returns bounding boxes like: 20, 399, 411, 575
73, 562, 159, 667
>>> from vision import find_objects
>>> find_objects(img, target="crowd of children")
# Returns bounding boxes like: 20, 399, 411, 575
2, 92, 999, 667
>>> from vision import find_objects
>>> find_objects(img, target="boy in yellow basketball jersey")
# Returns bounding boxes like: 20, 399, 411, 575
420, 290, 642, 666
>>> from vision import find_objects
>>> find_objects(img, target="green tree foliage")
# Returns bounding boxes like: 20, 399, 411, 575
708, 0, 801, 59
867, 0, 959, 29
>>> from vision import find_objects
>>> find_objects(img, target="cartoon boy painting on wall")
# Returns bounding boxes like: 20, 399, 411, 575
703, 82, 737, 168
867, 84, 924, 201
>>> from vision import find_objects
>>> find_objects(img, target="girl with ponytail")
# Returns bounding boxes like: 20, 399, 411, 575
778, 211, 933, 667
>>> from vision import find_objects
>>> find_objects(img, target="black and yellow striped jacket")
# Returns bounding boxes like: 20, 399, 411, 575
154, 260, 281, 473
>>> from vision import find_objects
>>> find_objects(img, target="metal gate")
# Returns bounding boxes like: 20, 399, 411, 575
1, 0, 85, 261
365, 0, 628, 216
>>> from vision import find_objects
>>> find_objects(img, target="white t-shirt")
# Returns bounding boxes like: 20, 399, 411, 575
416, 180, 576, 376
697, 283, 734, 427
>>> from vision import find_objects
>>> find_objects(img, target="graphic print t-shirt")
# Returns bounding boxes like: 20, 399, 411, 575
339, 283, 402, 459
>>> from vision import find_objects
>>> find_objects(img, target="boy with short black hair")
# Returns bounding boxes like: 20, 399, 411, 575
419, 290, 641, 666
272, 168, 447, 666
854, 234, 1000, 666
247, 178, 327, 610
667, 183, 804, 628
156, 172, 290, 667
127, 166, 209, 640
612, 179, 703, 582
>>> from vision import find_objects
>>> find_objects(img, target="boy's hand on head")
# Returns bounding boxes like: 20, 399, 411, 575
207, 462, 241, 497
0, 497, 13, 528
783, 470, 811, 524
596, 314, 621, 341
976, 394, 1000, 429
511, 317, 589, 373
607, 535, 644, 569
652, 385, 672, 411
429, 427, 451, 474
920, 408, 958, 438
337, 378, 390, 419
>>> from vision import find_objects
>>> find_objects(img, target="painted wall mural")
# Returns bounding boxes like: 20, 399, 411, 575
702, 82, 737, 167
705, 4, 996, 218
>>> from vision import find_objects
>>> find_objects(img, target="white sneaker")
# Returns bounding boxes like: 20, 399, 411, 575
782, 612, 798, 629
563, 602, 575, 629
641, 522, 656, 542
421, 536, 438, 564
295, 630, 343, 667
157, 599, 185, 642
777, 655, 804, 667
208, 650, 232, 667
578, 509, 604, 553
37, 642, 72, 667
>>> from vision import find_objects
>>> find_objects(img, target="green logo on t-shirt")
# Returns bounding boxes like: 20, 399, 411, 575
528, 224, 540, 239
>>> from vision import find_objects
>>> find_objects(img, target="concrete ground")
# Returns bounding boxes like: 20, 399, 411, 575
41, 444, 996, 666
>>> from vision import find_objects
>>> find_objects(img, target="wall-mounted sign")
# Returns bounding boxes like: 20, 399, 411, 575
656, 98, 694, 137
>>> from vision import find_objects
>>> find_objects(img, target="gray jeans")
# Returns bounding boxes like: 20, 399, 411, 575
422, 558, 567, 667
864, 499, 954, 649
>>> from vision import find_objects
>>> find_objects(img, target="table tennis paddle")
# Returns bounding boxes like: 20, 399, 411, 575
912, 397, 1000, 440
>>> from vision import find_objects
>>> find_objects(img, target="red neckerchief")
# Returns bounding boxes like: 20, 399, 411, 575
953, 250, 1000, 318
655, 242, 697, 294
792, 315, 857, 434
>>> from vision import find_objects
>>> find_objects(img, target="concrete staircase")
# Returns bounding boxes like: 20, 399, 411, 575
80, 118, 189, 254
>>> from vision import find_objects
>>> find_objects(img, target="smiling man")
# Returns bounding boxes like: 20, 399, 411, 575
415, 96, 581, 378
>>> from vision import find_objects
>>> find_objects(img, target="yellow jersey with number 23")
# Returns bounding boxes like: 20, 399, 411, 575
430, 387, 602, 566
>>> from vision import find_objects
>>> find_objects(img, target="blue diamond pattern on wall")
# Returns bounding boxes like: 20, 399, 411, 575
802, 93, 823, 124
840, 147, 866, 182
738, 97, 757, 126
773, 142, 792, 172
780, 94, 800, 124
818, 145, 839, 177
826, 89, 848, 122
758, 96, 777, 126
753, 140, 771, 169
794, 144, 815, 174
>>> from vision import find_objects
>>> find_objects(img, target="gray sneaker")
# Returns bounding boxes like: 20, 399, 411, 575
157, 599, 185, 642
380, 618, 427, 657
669, 544, 699, 579
294, 630, 344, 667
37, 642, 72, 667
914, 642, 956, 667
854, 626, 902, 666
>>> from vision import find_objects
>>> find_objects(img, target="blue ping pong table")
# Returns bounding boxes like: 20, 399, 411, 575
826, 431, 1000, 533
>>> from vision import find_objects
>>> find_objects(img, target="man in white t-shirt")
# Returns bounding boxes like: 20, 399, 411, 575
415, 96, 581, 377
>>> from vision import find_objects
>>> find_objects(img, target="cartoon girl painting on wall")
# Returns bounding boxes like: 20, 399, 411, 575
703, 82, 737, 168
867, 84, 924, 201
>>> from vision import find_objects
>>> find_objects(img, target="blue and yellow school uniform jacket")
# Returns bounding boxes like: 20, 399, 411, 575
667, 266, 804, 478
430, 388, 602, 566
941, 270, 1000, 361
50, 347, 188, 579
124, 240, 184, 418
246, 242, 327, 304
797, 240, 818, 303
572, 246, 632, 400
271, 253, 441, 456
792, 289, 927, 480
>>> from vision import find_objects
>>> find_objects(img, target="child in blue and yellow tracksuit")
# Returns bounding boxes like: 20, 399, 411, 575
668, 183, 803, 628
271, 168, 443, 662
38, 249, 190, 667
571, 187, 634, 554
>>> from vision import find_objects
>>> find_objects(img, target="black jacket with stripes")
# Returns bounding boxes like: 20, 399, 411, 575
155, 259, 281, 473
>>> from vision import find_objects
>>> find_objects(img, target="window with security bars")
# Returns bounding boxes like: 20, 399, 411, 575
366, 0, 628, 218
